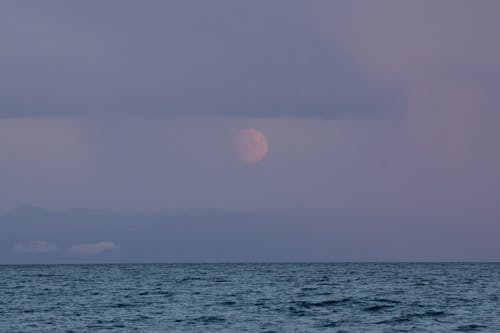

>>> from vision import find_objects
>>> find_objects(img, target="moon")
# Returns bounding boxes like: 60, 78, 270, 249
234, 128, 268, 164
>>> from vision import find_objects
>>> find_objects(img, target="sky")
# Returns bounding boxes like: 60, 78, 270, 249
1, 1, 500, 261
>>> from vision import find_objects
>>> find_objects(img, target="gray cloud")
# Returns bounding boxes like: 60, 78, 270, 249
13, 240, 58, 253
0, 1, 398, 118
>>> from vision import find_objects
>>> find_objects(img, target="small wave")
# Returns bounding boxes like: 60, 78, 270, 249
211, 278, 229, 283
376, 316, 411, 324
363, 304, 394, 312
424, 310, 447, 317
300, 287, 317, 291
293, 297, 353, 308
129, 315, 153, 322
22, 274, 58, 278
155, 290, 174, 296
287, 306, 308, 317
177, 277, 203, 283
455, 324, 486, 331
376, 310, 448, 324
318, 320, 342, 328
111, 303, 134, 308
194, 315, 226, 324
373, 298, 402, 304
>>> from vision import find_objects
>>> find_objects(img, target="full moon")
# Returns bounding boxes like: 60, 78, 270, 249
234, 128, 268, 164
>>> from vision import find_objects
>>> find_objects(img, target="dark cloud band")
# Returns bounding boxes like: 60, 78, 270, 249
0, 1, 398, 118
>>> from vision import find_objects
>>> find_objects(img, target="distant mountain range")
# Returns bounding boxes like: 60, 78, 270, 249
0, 206, 335, 264
2, 205, 500, 263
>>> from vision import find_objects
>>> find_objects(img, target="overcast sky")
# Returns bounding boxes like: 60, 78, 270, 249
1, 1, 500, 260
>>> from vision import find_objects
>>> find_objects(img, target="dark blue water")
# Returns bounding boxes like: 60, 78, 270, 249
1, 263, 499, 332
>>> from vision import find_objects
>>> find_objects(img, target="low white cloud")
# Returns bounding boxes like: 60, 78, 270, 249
68, 241, 119, 255
13, 240, 58, 253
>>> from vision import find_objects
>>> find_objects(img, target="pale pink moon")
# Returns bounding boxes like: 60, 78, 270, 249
234, 128, 269, 164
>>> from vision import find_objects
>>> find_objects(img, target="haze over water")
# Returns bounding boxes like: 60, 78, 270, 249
2, 263, 499, 332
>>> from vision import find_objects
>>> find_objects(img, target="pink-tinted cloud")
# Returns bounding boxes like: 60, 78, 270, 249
68, 241, 119, 255
312, 1, 500, 80
304, 0, 500, 211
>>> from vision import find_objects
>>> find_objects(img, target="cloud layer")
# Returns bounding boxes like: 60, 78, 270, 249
0, 1, 397, 118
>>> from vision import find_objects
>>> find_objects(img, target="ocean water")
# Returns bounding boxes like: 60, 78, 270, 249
1, 263, 499, 332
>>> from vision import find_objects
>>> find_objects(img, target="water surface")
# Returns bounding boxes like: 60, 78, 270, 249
1, 263, 499, 332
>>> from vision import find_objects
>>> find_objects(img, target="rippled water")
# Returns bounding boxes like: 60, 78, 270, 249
1, 263, 499, 332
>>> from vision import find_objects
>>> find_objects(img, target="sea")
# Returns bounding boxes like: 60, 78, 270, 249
1, 263, 499, 332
